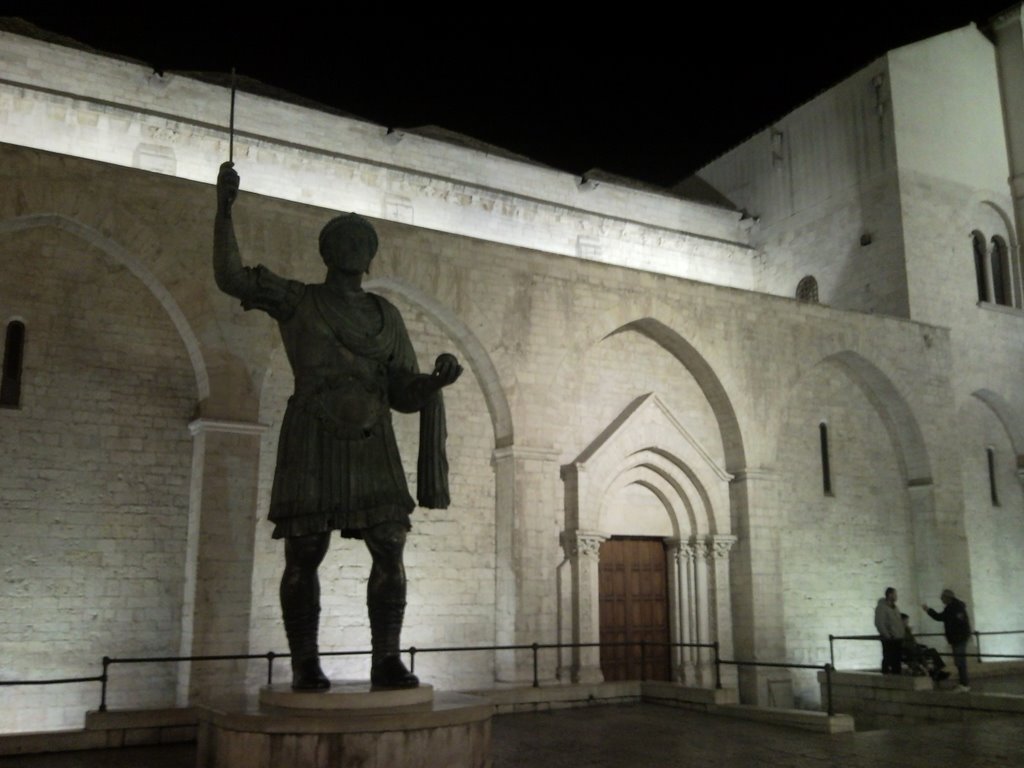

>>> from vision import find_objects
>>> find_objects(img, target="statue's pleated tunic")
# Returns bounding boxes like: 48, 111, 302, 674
230, 266, 449, 539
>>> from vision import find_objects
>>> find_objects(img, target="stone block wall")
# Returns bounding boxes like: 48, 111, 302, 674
0, 223, 195, 729
3, 20, 1022, 728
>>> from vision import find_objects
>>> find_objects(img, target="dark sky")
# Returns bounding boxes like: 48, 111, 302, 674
13, 7, 1017, 187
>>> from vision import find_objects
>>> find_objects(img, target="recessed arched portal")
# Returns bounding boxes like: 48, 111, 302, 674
559, 393, 735, 684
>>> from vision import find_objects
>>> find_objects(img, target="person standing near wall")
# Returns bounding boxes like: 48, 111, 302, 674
922, 589, 972, 691
874, 587, 903, 675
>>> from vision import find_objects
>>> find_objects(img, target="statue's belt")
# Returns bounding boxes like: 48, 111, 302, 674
291, 375, 389, 440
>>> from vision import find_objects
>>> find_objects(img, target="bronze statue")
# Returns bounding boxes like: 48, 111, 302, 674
213, 162, 462, 690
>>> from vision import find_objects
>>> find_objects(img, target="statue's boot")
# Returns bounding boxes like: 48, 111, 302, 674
369, 601, 418, 689
283, 598, 330, 691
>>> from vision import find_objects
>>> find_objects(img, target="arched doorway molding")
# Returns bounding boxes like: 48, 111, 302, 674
560, 392, 736, 684
606, 318, 746, 474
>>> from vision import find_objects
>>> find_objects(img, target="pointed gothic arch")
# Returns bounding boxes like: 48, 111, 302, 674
0, 213, 209, 401
559, 393, 736, 685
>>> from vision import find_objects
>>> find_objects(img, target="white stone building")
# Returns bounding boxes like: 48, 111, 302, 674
0, 14, 1022, 732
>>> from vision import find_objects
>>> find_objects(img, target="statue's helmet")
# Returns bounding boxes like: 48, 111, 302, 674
318, 213, 379, 273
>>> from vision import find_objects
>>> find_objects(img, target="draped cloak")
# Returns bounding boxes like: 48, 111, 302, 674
233, 265, 450, 539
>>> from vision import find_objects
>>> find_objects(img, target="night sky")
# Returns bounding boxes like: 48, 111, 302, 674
12, 7, 1017, 187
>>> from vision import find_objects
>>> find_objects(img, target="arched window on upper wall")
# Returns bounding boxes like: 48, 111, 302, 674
1, 320, 25, 409
796, 276, 819, 303
972, 230, 988, 303
819, 422, 833, 496
990, 235, 1011, 307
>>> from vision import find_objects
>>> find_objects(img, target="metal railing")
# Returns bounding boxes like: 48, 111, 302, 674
2, 640, 719, 713
828, 629, 1024, 669
28, 627, 1024, 721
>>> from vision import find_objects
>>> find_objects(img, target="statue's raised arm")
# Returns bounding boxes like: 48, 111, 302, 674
213, 161, 249, 298
212, 162, 304, 321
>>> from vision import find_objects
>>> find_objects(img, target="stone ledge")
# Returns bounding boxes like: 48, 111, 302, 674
84, 706, 199, 730
463, 681, 641, 713
259, 682, 434, 714
968, 660, 1024, 679
822, 670, 935, 691
819, 664, 1024, 730
201, 692, 493, 735
0, 728, 114, 756
710, 704, 855, 734
641, 681, 738, 706
0, 707, 198, 756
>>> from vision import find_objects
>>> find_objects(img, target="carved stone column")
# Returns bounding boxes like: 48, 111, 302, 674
179, 417, 265, 705
708, 534, 738, 689
562, 529, 607, 684
665, 539, 684, 683
671, 540, 696, 684
729, 467, 787, 704
693, 539, 712, 685
494, 445, 561, 683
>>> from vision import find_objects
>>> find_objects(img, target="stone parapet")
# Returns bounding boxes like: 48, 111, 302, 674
818, 668, 1024, 730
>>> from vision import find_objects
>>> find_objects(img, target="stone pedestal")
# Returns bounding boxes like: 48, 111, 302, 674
197, 682, 493, 768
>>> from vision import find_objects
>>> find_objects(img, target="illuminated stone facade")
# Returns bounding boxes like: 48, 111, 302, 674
1, 15, 1022, 731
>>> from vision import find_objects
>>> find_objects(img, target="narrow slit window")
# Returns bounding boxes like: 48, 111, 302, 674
1, 320, 25, 409
987, 447, 1000, 507
990, 236, 1010, 306
972, 231, 988, 302
819, 422, 833, 496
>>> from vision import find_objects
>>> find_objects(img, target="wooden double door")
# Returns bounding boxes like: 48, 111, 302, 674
598, 537, 671, 681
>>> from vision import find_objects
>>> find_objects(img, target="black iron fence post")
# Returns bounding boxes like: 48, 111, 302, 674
266, 651, 276, 686
824, 663, 834, 717
828, 634, 835, 669
99, 656, 111, 712
409, 647, 417, 675
713, 641, 722, 689
975, 631, 982, 663
532, 643, 539, 688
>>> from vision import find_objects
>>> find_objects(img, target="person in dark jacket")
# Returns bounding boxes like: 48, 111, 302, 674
922, 589, 972, 691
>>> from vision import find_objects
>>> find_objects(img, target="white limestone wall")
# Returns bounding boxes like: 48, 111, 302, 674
0, 225, 195, 731
888, 25, 1024, 645
0, 130, 978, 726
776, 361, 915, 707
957, 397, 1024, 656
0, 29, 755, 293
696, 57, 910, 315
889, 26, 1011, 198
888, 25, 1019, 323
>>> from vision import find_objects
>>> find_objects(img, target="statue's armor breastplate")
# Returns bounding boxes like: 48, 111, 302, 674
280, 294, 390, 440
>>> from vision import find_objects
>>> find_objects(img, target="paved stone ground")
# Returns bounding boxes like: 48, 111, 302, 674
491, 704, 1024, 767
0, 704, 1021, 767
